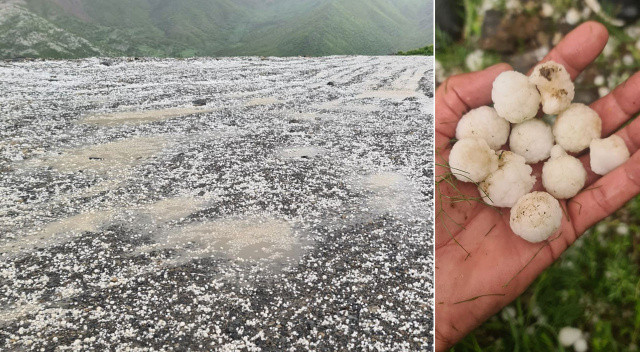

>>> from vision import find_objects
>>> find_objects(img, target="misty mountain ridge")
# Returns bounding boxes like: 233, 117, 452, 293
0, 0, 432, 58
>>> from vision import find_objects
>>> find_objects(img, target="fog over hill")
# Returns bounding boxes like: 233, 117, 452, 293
0, 0, 433, 58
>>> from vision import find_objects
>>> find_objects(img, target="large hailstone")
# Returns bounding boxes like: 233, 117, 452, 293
492, 71, 541, 123
590, 135, 630, 175
542, 145, 586, 199
455, 106, 510, 150
509, 119, 554, 164
448, 138, 499, 183
478, 151, 535, 207
529, 61, 575, 115
553, 103, 602, 153
510, 192, 562, 243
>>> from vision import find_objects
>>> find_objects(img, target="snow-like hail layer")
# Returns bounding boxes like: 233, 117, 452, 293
0, 56, 434, 351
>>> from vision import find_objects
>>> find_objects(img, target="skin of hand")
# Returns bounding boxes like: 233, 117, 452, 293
435, 21, 640, 351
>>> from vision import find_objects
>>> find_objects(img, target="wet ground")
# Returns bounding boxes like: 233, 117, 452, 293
0, 56, 433, 351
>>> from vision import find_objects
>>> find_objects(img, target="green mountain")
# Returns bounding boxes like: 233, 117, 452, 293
0, 0, 432, 58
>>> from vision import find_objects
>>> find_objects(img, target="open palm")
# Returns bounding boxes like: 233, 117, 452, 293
435, 21, 640, 351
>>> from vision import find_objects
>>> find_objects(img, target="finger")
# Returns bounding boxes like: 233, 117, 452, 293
532, 21, 608, 80
592, 71, 640, 136
435, 63, 512, 138
569, 150, 640, 234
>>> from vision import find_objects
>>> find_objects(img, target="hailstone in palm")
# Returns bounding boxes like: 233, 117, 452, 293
509, 119, 555, 163
455, 106, 510, 150
448, 138, 499, 183
590, 134, 630, 175
478, 151, 535, 207
542, 145, 586, 199
529, 61, 575, 115
553, 103, 602, 153
492, 71, 541, 123
510, 192, 563, 243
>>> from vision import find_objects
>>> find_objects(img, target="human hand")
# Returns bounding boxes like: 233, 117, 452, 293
435, 21, 640, 351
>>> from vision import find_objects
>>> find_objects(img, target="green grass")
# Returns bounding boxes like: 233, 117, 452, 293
397, 44, 434, 56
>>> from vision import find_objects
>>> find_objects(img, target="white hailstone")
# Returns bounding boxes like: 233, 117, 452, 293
565, 8, 581, 25
509, 119, 554, 164
529, 61, 575, 115
542, 145, 586, 199
623, 54, 635, 66
449, 138, 499, 183
492, 71, 541, 123
589, 135, 630, 175
553, 103, 602, 153
478, 151, 535, 208
510, 192, 562, 243
574, 338, 589, 352
558, 327, 583, 347
455, 106, 510, 150
541, 3, 554, 17
616, 223, 629, 235
593, 75, 605, 86
465, 49, 484, 72
598, 87, 610, 97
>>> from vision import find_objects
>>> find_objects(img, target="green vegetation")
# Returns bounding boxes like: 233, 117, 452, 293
397, 45, 434, 56
0, 0, 433, 59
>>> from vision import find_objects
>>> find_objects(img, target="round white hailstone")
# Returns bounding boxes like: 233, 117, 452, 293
465, 49, 484, 72
455, 106, 510, 150
574, 338, 588, 352
624, 54, 635, 66
553, 103, 602, 153
590, 135, 630, 175
558, 327, 583, 347
529, 61, 575, 115
616, 223, 629, 235
449, 138, 499, 183
478, 151, 535, 207
542, 145, 587, 199
509, 119, 554, 164
565, 8, 581, 25
541, 3, 554, 17
510, 192, 562, 243
594, 75, 605, 86
598, 87, 610, 98
492, 71, 541, 123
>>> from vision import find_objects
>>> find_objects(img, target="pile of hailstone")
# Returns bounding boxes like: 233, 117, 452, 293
450, 61, 630, 243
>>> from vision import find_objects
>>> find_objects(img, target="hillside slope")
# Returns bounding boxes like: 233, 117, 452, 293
0, 0, 432, 58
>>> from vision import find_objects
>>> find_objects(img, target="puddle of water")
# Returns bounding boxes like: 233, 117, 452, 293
38, 136, 167, 175
141, 216, 305, 264
0, 210, 115, 256
246, 97, 281, 106
79, 107, 217, 126
359, 172, 424, 220
134, 196, 206, 223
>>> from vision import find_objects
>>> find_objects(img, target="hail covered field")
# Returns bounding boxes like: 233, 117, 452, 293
0, 56, 433, 351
